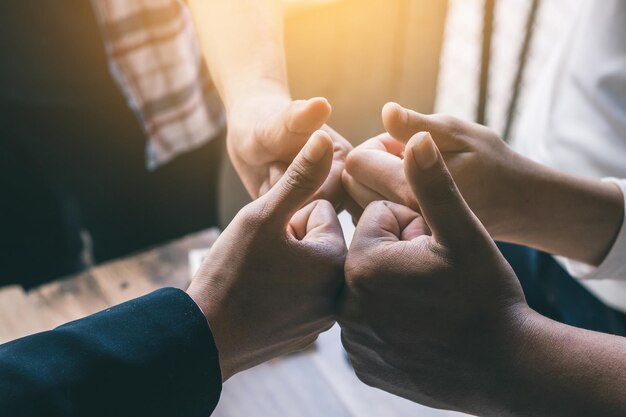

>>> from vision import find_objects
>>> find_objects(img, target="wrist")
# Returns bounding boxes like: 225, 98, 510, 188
497, 156, 624, 265
479, 305, 544, 417
449, 302, 536, 417
223, 77, 290, 115
186, 285, 235, 382
484, 149, 536, 242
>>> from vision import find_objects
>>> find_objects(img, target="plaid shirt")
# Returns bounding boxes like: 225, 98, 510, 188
91, 0, 225, 169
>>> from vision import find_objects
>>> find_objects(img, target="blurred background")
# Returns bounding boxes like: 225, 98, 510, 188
0, 0, 585, 286
220, 0, 582, 225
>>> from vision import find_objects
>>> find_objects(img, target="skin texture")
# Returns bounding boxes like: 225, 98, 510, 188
340, 132, 529, 414
188, 0, 354, 211
339, 133, 626, 417
187, 131, 347, 381
343, 103, 624, 266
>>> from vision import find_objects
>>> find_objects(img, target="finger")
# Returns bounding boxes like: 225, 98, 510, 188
305, 200, 346, 244
288, 200, 345, 246
272, 98, 332, 159
258, 162, 289, 197
313, 154, 347, 212
378, 133, 406, 157
382, 102, 460, 150
344, 147, 416, 209
342, 171, 385, 209
356, 133, 405, 158
351, 201, 423, 251
352, 134, 405, 157
260, 130, 334, 223
310, 125, 353, 211
403, 132, 480, 244
342, 196, 364, 222
400, 215, 430, 241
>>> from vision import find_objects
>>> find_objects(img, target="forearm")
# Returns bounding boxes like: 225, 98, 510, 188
502, 156, 624, 266
491, 310, 626, 417
0, 289, 222, 417
188, 0, 290, 110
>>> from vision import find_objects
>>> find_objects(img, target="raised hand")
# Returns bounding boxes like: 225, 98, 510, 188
339, 132, 529, 415
188, 131, 347, 381
227, 94, 353, 211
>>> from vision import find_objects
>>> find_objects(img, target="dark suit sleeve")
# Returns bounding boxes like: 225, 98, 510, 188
0, 288, 222, 417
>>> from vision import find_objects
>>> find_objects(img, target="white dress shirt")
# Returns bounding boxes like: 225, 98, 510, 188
513, 0, 626, 312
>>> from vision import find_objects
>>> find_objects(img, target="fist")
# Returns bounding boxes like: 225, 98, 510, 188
343, 103, 524, 240
189, 131, 347, 381
339, 132, 530, 415
226, 94, 354, 211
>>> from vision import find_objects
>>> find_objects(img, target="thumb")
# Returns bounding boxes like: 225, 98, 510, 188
259, 130, 334, 223
383, 103, 462, 152
274, 97, 332, 160
382, 102, 431, 143
403, 132, 479, 244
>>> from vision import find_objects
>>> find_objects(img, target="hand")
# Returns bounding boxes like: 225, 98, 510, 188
343, 102, 525, 240
339, 132, 531, 415
226, 92, 354, 211
188, 131, 347, 381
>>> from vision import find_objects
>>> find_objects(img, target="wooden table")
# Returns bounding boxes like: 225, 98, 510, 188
0, 229, 469, 417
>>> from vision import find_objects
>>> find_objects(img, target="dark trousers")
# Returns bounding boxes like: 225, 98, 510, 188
499, 243, 626, 337
0, 96, 222, 289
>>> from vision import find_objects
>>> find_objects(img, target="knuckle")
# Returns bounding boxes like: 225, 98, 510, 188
434, 114, 459, 128
344, 149, 367, 174
285, 160, 318, 192
239, 201, 272, 229
345, 255, 377, 291
433, 114, 464, 138
365, 199, 389, 214
314, 198, 335, 214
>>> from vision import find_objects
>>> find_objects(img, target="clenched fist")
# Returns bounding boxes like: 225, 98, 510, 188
339, 132, 529, 415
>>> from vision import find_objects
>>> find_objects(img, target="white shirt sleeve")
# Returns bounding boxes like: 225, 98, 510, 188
555, 178, 626, 281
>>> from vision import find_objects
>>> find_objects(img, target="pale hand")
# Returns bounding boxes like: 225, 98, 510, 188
227, 94, 354, 211
343, 102, 524, 240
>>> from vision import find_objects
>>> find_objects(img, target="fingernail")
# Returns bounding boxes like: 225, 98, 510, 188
385, 102, 400, 111
303, 132, 329, 163
384, 102, 400, 117
387, 102, 407, 121
411, 132, 438, 170
310, 97, 330, 107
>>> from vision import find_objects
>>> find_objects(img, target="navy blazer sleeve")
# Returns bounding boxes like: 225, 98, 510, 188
0, 288, 222, 417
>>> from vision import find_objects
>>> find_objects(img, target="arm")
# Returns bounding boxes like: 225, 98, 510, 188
188, 0, 353, 209
504, 311, 626, 416
343, 103, 624, 266
1, 131, 346, 415
0, 288, 222, 417
501, 161, 623, 266
339, 133, 626, 416
187, 0, 287, 108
